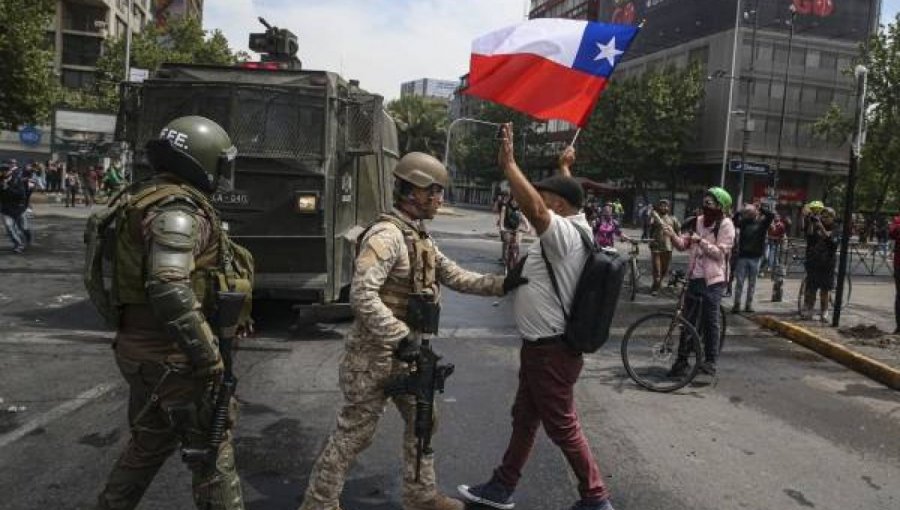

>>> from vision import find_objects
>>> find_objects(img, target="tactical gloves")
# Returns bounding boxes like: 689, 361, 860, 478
394, 337, 421, 363
503, 257, 530, 294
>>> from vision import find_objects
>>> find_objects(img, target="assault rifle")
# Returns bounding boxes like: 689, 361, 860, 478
177, 291, 246, 468
383, 292, 451, 482
384, 338, 454, 482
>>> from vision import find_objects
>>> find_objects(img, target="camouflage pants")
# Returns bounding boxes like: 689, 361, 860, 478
298, 348, 437, 510
96, 352, 244, 510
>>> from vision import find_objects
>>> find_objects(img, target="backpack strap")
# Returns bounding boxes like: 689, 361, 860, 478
539, 221, 595, 322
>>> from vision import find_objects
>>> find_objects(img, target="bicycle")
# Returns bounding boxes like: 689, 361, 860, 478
621, 271, 727, 392
791, 254, 852, 315
620, 240, 643, 301
500, 230, 520, 275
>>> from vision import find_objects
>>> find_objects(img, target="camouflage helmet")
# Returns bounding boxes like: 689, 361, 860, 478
146, 115, 237, 193
393, 152, 450, 189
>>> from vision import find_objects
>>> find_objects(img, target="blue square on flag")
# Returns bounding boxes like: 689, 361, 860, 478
572, 22, 638, 78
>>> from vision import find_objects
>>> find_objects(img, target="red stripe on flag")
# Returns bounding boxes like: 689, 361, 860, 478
464, 53, 608, 127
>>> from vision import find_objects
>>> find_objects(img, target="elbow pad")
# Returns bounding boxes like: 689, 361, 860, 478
148, 281, 219, 370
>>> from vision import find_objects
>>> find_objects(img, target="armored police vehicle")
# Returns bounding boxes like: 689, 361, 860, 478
116, 19, 399, 304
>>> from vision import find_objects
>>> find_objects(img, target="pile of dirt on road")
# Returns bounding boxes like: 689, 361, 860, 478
841, 324, 900, 349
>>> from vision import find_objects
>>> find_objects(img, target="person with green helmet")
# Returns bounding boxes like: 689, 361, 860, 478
93, 115, 253, 510
800, 202, 838, 321
662, 186, 736, 377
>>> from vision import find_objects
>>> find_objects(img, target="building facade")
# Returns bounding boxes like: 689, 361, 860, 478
529, 0, 880, 214
154, 0, 203, 27
400, 78, 460, 101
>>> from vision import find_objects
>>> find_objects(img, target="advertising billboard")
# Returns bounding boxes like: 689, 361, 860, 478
598, 0, 876, 56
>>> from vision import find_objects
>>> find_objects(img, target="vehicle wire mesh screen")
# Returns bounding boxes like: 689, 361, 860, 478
134, 84, 325, 159
345, 93, 381, 155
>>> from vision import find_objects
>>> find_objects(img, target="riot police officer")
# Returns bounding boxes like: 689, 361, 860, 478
298, 152, 526, 510
94, 116, 254, 510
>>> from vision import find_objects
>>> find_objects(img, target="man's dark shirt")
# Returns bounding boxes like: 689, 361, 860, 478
734, 209, 775, 258
0, 175, 29, 217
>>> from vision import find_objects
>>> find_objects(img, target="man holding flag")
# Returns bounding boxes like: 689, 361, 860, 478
457, 16, 639, 510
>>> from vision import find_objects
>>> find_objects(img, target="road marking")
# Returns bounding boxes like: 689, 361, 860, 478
0, 382, 119, 450
0, 330, 112, 345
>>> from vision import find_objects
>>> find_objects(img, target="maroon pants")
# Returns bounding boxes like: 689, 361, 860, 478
494, 341, 608, 502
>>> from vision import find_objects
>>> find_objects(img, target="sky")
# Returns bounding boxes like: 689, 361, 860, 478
205, 0, 900, 101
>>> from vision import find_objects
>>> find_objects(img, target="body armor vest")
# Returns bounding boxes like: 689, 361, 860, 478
112, 181, 253, 322
362, 213, 438, 323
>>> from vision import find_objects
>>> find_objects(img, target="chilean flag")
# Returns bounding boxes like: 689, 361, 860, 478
465, 19, 639, 127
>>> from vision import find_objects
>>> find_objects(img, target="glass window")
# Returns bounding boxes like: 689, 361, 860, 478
116, 17, 126, 37
771, 82, 785, 99
801, 86, 816, 104
790, 47, 805, 68
62, 69, 96, 90
837, 56, 852, 73
786, 84, 801, 105
688, 46, 709, 66
756, 44, 773, 64
820, 52, 837, 71
62, 34, 102, 66
806, 49, 821, 68
816, 88, 834, 104
774, 45, 788, 65
63, 3, 106, 32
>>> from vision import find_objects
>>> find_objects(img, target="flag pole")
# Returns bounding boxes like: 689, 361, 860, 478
570, 128, 582, 147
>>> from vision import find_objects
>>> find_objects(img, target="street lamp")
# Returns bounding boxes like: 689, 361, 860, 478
719, 0, 744, 187
832, 65, 868, 327
124, 0, 134, 81
772, 4, 798, 204
736, 0, 760, 210
769, 4, 797, 302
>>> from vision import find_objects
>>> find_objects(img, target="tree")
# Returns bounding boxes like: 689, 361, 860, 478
62, 17, 245, 112
386, 95, 449, 156
813, 15, 900, 215
450, 101, 546, 184
0, 0, 57, 129
581, 63, 705, 196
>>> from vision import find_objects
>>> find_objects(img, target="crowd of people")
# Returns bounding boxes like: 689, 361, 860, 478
0, 158, 128, 254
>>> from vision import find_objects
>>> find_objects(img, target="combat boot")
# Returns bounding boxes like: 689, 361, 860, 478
405, 493, 465, 510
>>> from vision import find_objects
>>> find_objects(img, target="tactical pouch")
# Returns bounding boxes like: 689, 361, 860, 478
406, 292, 440, 334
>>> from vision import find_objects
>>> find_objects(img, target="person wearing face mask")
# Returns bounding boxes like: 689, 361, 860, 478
731, 202, 775, 313
298, 152, 525, 510
662, 187, 735, 377
801, 205, 839, 322
648, 199, 680, 296
593, 204, 630, 249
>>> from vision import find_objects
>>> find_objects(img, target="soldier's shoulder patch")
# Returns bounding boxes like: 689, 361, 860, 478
361, 224, 403, 262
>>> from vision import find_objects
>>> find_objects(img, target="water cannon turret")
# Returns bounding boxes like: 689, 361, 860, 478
248, 17, 301, 68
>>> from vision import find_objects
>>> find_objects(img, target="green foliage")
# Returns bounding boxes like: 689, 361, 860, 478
62, 17, 243, 112
451, 101, 544, 183
813, 15, 900, 215
0, 0, 57, 129
386, 95, 449, 156
581, 63, 705, 191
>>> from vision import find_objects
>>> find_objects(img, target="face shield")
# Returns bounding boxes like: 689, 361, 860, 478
214, 145, 238, 192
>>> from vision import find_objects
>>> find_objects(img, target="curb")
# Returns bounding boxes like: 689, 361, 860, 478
752, 315, 900, 390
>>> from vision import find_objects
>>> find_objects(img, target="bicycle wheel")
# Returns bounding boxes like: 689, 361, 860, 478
622, 312, 702, 392
797, 277, 807, 315
628, 258, 638, 301
718, 305, 727, 353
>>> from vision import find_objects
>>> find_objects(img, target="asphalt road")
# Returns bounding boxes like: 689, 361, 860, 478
1, 212, 898, 510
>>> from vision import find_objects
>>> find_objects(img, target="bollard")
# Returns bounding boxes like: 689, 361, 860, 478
771, 264, 785, 302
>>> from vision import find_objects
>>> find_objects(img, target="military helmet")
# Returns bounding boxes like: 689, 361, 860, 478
705, 186, 733, 210
807, 200, 825, 212
393, 152, 450, 189
146, 116, 237, 193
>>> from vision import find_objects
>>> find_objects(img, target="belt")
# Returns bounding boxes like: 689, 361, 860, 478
524, 335, 564, 347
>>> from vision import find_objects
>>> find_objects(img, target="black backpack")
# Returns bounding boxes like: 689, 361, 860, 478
503, 206, 522, 230
541, 225, 628, 353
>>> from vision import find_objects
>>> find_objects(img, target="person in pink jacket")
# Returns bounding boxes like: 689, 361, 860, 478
662, 187, 736, 377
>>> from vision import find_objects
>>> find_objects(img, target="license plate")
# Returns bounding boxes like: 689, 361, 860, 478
212, 191, 250, 207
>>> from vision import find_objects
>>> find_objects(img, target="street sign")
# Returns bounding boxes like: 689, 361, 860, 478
18, 125, 42, 147
729, 160, 771, 175
128, 67, 149, 83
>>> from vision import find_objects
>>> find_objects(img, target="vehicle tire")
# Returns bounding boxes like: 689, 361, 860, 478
622, 312, 702, 392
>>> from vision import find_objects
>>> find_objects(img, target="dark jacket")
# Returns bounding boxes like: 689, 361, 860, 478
734, 208, 775, 258
0, 175, 29, 217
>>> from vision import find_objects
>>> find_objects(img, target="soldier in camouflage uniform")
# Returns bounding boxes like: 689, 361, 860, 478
93, 116, 253, 510
298, 152, 527, 510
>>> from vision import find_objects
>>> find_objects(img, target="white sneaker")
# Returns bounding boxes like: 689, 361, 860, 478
819, 312, 830, 323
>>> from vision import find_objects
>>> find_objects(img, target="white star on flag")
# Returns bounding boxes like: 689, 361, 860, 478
594, 37, 624, 66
